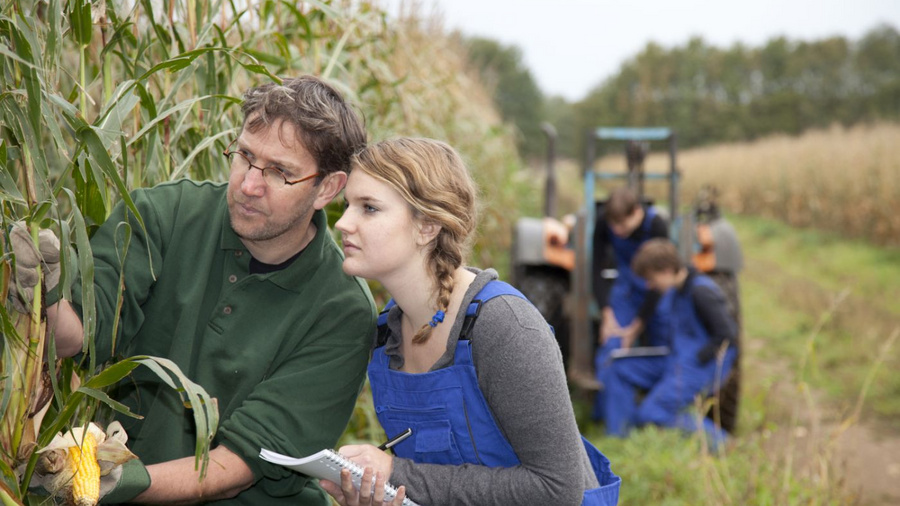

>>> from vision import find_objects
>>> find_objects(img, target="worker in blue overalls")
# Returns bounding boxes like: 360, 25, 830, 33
592, 187, 673, 435
615, 238, 737, 446
321, 138, 620, 506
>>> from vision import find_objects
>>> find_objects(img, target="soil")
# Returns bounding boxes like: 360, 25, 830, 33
835, 423, 900, 505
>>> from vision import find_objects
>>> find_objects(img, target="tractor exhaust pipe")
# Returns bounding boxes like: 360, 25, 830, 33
541, 122, 558, 219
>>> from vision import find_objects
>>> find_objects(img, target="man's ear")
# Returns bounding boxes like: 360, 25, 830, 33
416, 221, 442, 247
313, 171, 349, 210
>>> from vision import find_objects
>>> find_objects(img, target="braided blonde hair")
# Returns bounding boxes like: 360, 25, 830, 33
351, 138, 478, 344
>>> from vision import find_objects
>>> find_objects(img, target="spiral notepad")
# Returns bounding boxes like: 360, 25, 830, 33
259, 448, 420, 506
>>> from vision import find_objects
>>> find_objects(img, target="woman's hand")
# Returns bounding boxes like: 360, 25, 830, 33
339, 444, 394, 478
319, 445, 405, 506
319, 467, 407, 506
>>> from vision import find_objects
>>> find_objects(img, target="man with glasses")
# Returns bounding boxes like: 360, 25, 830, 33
37, 76, 374, 504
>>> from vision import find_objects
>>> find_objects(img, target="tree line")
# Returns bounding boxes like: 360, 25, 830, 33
465, 24, 900, 160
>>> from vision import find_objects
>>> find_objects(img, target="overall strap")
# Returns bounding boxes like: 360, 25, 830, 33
641, 205, 658, 234
375, 281, 539, 345
375, 299, 396, 348
459, 281, 530, 340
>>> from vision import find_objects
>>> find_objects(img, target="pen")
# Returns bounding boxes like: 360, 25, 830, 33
378, 428, 413, 451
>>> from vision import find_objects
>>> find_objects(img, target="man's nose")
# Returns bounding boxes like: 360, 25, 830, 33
241, 167, 268, 196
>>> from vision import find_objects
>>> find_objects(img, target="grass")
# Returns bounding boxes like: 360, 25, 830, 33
732, 213, 900, 423
585, 426, 854, 506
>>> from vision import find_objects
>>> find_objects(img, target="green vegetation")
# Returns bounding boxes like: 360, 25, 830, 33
586, 427, 853, 506
464, 36, 545, 159
575, 24, 900, 150
731, 214, 900, 422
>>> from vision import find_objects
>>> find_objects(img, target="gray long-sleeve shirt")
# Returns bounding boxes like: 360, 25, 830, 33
381, 268, 600, 505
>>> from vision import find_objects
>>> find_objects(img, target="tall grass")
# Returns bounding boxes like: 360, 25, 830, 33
662, 123, 899, 247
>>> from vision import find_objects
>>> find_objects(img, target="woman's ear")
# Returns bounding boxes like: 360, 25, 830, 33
416, 221, 442, 247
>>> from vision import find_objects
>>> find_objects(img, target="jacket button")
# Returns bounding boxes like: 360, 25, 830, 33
235, 251, 243, 257
228, 274, 237, 283
223, 306, 232, 315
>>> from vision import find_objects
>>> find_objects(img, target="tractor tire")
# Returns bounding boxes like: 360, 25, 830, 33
516, 269, 570, 367
705, 271, 741, 433
712, 357, 741, 433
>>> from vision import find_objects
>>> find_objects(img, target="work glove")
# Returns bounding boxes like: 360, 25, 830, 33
99, 458, 152, 504
7, 221, 61, 314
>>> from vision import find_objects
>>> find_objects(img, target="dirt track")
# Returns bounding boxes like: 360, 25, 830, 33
742, 257, 900, 505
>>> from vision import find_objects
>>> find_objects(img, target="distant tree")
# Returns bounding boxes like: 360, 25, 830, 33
464, 37, 545, 158
543, 95, 578, 159
567, 24, 900, 152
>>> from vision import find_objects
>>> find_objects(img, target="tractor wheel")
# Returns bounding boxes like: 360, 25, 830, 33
705, 271, 741, 433
712, 357, 741, 433
517, 269, 570, 367
707, 271, 741, 327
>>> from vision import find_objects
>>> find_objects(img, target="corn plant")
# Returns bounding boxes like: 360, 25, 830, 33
1, 0, 530, 502
0, 0, 391, 502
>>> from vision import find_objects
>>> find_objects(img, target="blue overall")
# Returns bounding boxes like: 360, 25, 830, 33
611, 274, 737, 443
369, 281, 621, 505
594, 207, 672, 423
606, 206, 670, 344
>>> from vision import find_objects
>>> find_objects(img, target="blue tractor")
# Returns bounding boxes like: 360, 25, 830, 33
510, 126, 743, 432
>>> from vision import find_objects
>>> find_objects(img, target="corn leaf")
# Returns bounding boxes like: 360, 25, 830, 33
68, 0, 92, 47
60, 189, 97, 359
134, 356, 217, 477
82, 361, 141, 390
170, 129, 236, 180
76, 387, 142, 419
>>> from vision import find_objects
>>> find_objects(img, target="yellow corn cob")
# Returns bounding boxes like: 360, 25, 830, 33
67, 432, 100, 506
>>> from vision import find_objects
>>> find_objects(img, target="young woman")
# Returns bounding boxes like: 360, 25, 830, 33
320, 138, 620, 505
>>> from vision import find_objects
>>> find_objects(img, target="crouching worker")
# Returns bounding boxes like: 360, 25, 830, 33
593, 187, 672, 429
320, 138, 621, 506
624, 239, 738, 446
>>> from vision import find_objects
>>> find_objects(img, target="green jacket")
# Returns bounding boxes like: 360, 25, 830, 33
72, 180, 375, 504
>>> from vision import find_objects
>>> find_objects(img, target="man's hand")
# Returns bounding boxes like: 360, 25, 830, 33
599, 306, 624, 344
8, 221, 61, 314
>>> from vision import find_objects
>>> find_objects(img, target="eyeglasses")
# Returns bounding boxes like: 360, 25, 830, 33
223, 140, 320, 189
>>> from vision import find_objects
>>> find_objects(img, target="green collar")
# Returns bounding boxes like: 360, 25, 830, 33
219, 197, 332, 293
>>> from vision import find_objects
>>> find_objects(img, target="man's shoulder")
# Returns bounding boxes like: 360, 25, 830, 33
139, 179, 227, 200
129, 179, 226, 214
689, 276, 726, 305
127, 180, 227, 232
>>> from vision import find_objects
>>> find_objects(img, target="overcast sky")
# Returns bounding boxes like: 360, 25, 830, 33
385, 0, 900, 101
